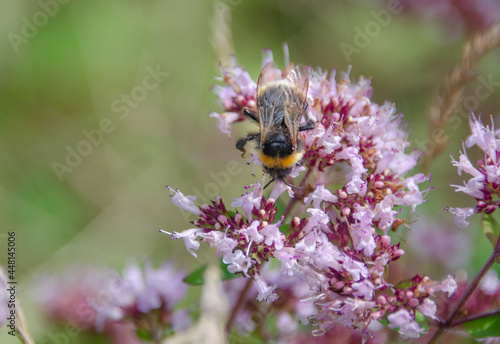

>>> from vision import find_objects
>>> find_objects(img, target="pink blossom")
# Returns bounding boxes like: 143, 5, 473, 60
167, 228, 203, 258
417, 298, 437, 319
242, 220, 264, 244
167, 187, 202, 215
480, 270, 500, 295
274, 249, 298, 277
224, 249, 252, 275
231, 182, 264, 220
343, 257, 369, 281
304, 184, 338, 209
352, 280, 375, 300
261, 221, 285, 250
254, 273, 278, 302
446, 206, 476, 228
349, 221, 376, 256
209, 112, 241, 137
387, 308, 425, 338
346, 174, 367, 196
434, 275, 458, 297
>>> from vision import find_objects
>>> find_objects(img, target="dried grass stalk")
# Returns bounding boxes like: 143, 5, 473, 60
422, 21, 500, 171
210, 1, 235, 67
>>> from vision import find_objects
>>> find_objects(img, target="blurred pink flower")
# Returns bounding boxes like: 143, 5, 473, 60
33, 261, 190, 341
92, 260, 189, 332
33, 266, 108, 330
408, 216, 471, 269
397, 0, 500, 38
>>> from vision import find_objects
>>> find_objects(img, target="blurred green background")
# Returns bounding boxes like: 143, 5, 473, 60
1, 0, 500, 342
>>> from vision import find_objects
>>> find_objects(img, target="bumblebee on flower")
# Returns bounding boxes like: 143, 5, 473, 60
163, 47, 455, 340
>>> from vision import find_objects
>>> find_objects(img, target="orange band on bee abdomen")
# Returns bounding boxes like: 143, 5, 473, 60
259, 151, 304, 169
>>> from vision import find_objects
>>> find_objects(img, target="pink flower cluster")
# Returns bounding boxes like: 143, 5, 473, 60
448, 115, 500, 227
33, 261, 190, 341
395, 0, 500, 34
209, 50, 274, 137
165, 184, 285, 302
91, 261, 190, 333
223, 265, 317, 337
34, 266, 108, 330
164, 49, 456, 339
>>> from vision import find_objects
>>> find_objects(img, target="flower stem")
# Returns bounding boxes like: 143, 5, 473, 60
428, 252, 496, 344
282, 167, 313, 219
451, 309, 500, 327
225, 277, 253, 332
225, 167, 314, 333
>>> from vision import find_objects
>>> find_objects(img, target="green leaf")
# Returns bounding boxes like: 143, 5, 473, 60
462, 312, 500, 338
226, 210, 238, 218
275, 199, 286, 220
414, 310, 430, 331
183, 260, 238, 286
183, 264, 208, 285
279, 223, 291, 235
394, 278, 413, 289
414, 310, 425, 323
220, 259, 239, 281
378, 317, 388, 327
482, 214, 500, 248
136, 328, 153, 341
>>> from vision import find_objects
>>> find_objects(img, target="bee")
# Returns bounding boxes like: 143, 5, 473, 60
236, 61, 314, 189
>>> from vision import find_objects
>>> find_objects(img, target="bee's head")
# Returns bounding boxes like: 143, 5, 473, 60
262, 134, 293, 158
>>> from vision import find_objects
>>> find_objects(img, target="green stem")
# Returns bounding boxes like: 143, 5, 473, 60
451, 309, 500, 327
428, 253, 495, 344
281, 167, 313, 220
226, 168, 313, 332
225, 277, 253, 332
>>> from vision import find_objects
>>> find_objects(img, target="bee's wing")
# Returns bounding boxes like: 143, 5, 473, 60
256, 61, 282, 144
283, 64, 309, 148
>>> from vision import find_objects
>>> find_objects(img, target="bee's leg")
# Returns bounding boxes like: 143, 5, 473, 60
299, 123, 314, 131
269, 178, 304, 190
263, 178, 276, 190
299, 103, 314, 131
236, 133, 259, 157
283, 179, 304, 190
243, 108, 259, 123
